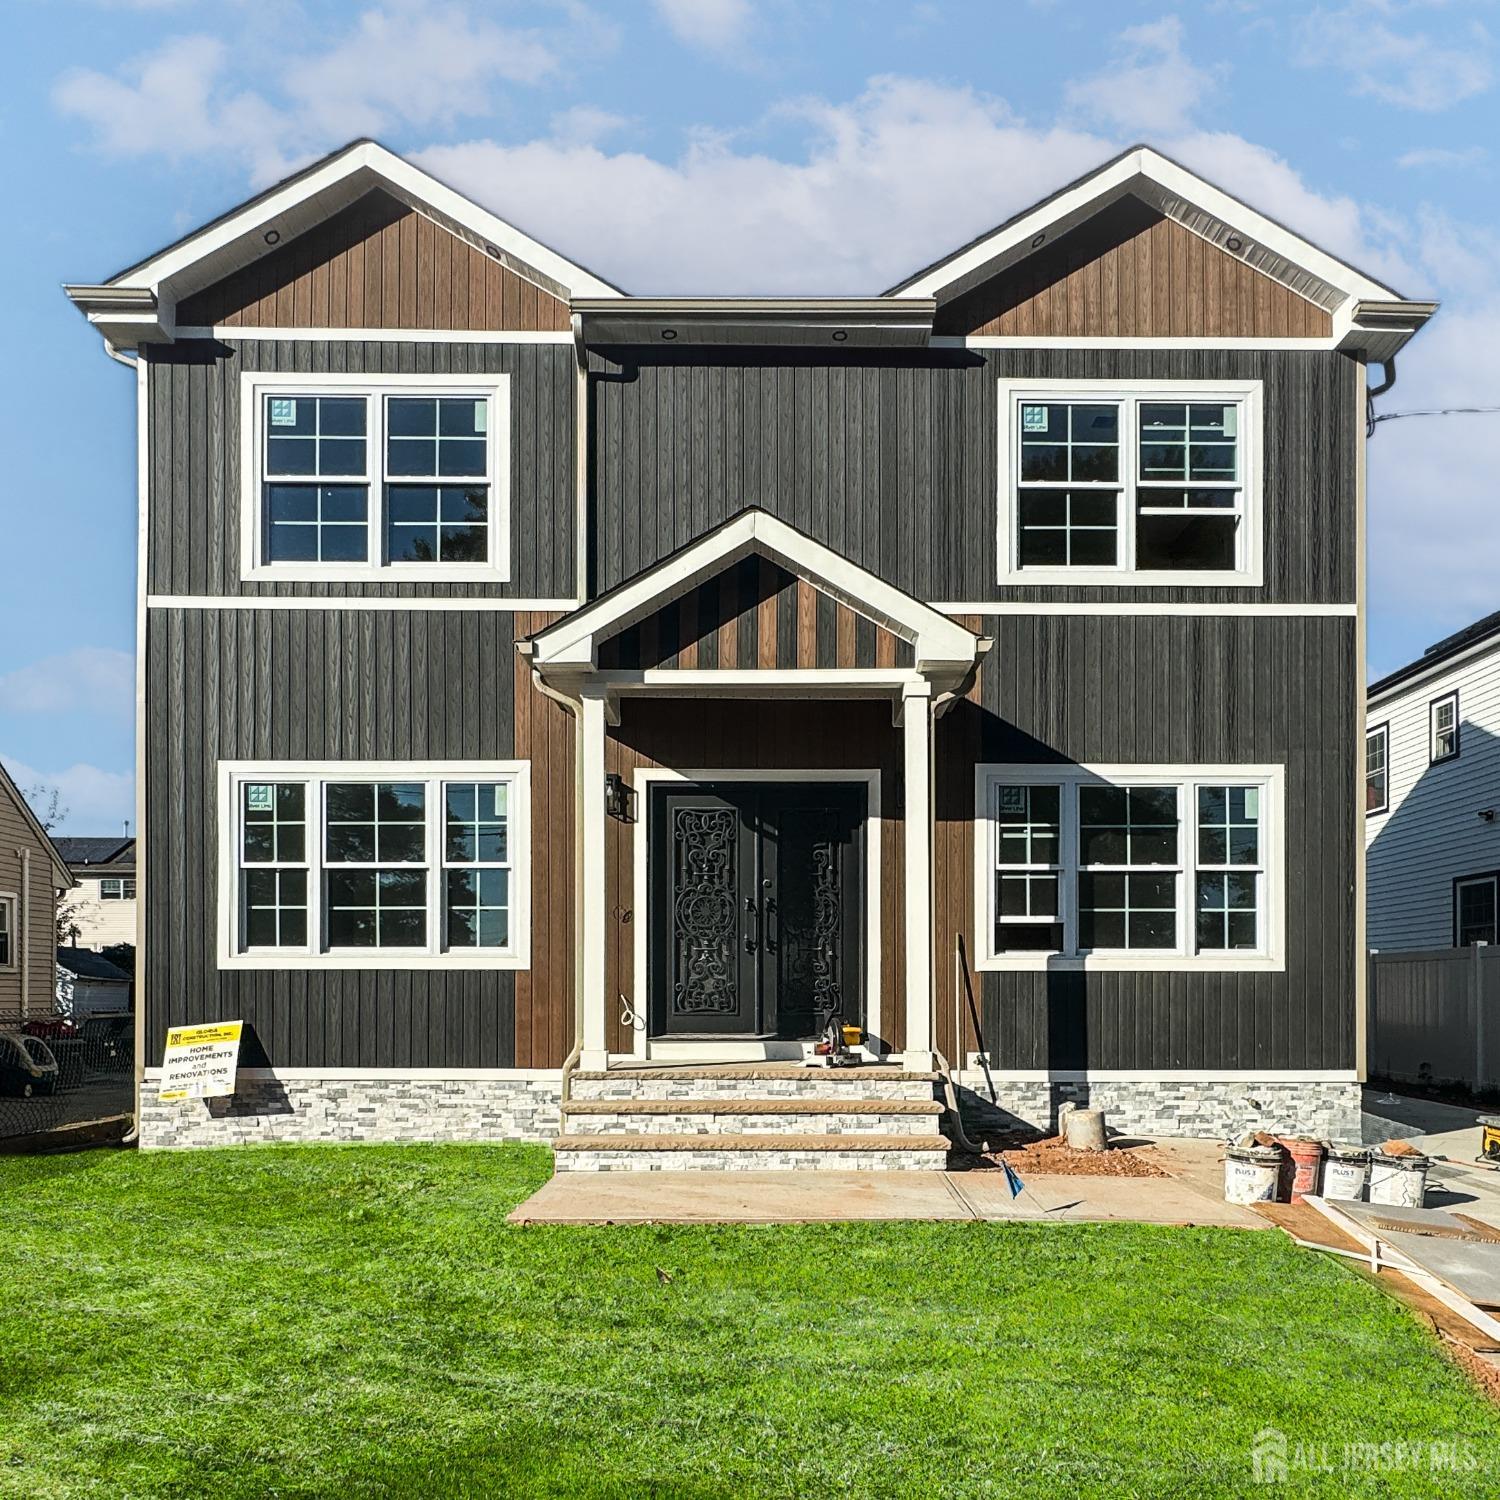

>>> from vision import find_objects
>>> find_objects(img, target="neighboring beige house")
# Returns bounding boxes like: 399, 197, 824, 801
0, 761, 74, 1018
54, 837, 136, 951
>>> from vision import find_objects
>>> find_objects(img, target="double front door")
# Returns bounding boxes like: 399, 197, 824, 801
649, 781, 866, 1039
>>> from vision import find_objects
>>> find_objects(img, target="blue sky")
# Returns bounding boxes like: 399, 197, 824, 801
3, 0, 1498, 831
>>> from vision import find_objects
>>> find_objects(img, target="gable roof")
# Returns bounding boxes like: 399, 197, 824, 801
53, 836, 135, 870
0, 762, 75, 888
885, 144, 1435, 356
65, 138, 623, 347
526, 508, 984, 691
1369, 608, 1500, 703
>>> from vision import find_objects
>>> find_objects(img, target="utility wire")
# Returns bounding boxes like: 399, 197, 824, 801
1371, 404, 1500, 425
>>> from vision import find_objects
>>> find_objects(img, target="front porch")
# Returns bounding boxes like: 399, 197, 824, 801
524, 509, 990, 1082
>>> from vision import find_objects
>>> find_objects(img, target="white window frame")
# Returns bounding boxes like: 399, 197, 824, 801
0, 892, 15, 970
996, 378, 1264, 588
239, 371, 511, 584
1455, 875, 1498, 947
1365, 722, 1389, 815
99, 877, 135, 900
974, 762, 1285, 972
216, 760, 530, 970
1430, 690, 1460, 764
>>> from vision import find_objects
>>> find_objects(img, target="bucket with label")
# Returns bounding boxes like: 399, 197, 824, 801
1368, 1152, 1429, 1208
1276, 1137, 1326, 1204
1322, 1144, 1369, 1201
1224, 1144, 1284, 1205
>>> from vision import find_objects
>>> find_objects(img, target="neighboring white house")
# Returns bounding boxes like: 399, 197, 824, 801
53, 837, 136, 951
55, 946, 132, 1020
1366, 611, 1500, 950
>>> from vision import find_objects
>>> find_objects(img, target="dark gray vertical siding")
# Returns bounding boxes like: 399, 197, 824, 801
145, 607, 520, 1068
958, 613, 1356, 1072
589, 347, 1356, 606
145, 338, 576, 600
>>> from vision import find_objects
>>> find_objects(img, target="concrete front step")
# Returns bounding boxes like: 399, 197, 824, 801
552, 1133, 952, 1172
562, 1098, 947, 1138
569, 1067, 941, 1104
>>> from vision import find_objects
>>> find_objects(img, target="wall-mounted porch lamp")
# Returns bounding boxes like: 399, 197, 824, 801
605, 772, 634, 822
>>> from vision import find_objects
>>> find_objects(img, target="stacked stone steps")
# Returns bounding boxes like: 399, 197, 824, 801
555, 1066, 952, 1171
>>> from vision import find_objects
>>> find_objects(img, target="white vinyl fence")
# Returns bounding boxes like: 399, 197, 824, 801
1368, 946, 1500, 1091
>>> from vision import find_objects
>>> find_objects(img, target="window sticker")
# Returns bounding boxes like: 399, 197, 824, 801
1021, 404, 1048, 433
1242, 788, 1259, 820
472, 401, 487, 434
246, 784, 275, 813
269, 398, 297, 427
996, 785, 1028, 816
1221, 407, 1238, 438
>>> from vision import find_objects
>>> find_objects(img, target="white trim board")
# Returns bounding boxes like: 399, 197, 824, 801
960, 1065, 1360, 1083
933, 601, 1357, 617
628, 768, 884, 1063
148, 594, 578, 613
940, 336, 1336, 351
144, 1066, 561, 1082
178, 326, 573, 344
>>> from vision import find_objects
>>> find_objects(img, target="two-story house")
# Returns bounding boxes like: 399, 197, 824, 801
66, 141, 1434, 1159
54, 836, 137, 951
1366, 610, 1500, 951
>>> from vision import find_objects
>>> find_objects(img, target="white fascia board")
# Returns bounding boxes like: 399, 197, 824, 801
531, 510, 980, 670
111, 141, 621, 308
893, 146, 1398, 308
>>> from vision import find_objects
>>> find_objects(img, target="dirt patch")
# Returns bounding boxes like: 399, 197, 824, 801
964, 1134, 1168, 1178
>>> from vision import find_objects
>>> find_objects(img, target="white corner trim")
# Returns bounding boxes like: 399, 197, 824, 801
237, 370, 512, 585
933, 601, 1357, 617
972, 761, 1287, 974
147, 594, 578, 613
939, 335, 1336, 351
995, 376, 1265, 590
177, 326, 574, 344
628, 769, 884, 1063
215, 759, 532, 971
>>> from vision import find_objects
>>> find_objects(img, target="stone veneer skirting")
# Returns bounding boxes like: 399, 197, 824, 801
138, 1072, 562, 1151
955, 1077, 1364, 1144
138, 1071, 1362, 1150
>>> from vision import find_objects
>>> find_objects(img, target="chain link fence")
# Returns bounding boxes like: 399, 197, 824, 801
0, 1010, 134, 1146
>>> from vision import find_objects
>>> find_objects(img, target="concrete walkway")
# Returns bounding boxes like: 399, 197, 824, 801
509, 1142, 1264, 1228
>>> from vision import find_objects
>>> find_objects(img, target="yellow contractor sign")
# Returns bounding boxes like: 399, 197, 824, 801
160, 1021, 243, 1102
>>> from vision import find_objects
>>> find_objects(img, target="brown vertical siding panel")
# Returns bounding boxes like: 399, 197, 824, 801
677, 590, 699, 669
795, 579, 817, 669
834, 603, 857, 669
757, 558, 778, 667
416, 214, 436, 328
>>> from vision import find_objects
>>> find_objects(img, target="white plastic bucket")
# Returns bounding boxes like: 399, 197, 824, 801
1368, 1153, 1429, 1208
1224, 1145, 1283, 1205
1322, 1145, 1369, 1202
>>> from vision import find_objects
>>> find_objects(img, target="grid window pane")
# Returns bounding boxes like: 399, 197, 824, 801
386, 397, 489, 480
0, 900, 9, 967
265, 397, 367, 478
447, 869, 511, 949
1457, 880, 1497, 947
243, 782, 307, 864
386, 486, 489, 564
1366, 728, 1388, 811
244, 868, 308, 948
324, 783, 426, 865
266, 485, 369, 563
1078, 872, 1177, 950
1196, 784, 1262, 951
444, 781, 513, 949
1079, 786, 1178, 866
1018, 489, 1119, 568
326, 868, 426, 948
1138, 403, 1238, 482
1136, 401, 1241, 571
1432, 696, 1459, 762
1017, 401, 1121, 570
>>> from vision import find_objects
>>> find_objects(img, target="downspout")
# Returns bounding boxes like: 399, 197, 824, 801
1366, 358, 1396, 438
520, 645, 588, 1109
18, 849, 30, 1023
571, 313, 589, 605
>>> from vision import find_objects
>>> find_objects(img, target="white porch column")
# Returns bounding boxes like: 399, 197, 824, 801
579, 690, 611, 1070
900, 681, 936, 1071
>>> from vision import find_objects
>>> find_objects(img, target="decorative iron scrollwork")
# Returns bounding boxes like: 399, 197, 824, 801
671, 807, 739, 1015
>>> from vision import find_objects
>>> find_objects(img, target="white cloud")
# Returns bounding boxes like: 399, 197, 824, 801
654, 0, 754, 54
1063, 15, 1223, 137
1397, 144, 1488, 170
1299, 6, 1492, 112
54, 3, 574, 184
0, 648, 134, 723
1, 757, 134, 838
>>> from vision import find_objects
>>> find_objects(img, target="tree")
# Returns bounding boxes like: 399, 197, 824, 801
28, 783, 82, 948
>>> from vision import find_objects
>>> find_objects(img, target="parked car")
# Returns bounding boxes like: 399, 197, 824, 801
0, 1031, 60, 1098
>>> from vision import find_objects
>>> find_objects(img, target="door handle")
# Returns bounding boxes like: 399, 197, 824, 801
744, 895, 759, 953
764, 896, 778, 952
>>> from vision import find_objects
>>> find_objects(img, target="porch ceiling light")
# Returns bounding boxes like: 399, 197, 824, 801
660, 328, 678, 340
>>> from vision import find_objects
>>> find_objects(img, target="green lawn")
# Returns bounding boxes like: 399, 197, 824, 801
2, 1145, 1498, 1498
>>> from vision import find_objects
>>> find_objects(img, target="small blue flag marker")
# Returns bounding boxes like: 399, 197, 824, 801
1002, 1160, 1025, 1199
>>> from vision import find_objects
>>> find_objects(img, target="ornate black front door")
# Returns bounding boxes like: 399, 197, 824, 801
649, 782, 865, 1039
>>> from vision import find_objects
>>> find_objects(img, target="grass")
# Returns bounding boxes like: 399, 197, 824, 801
2, 1144, 1498, 1498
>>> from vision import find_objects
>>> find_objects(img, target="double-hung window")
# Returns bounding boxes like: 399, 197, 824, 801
1456, 876, 1498, 947
977, 764, 1283, 970
0, 895, 12, 968
99, 877, 135, 901
1365, 724, 1389, 814
242, 373, 510, 583
1430, 692, 1459, 764
219, 762, 529, 969
999, 379, 1262, 585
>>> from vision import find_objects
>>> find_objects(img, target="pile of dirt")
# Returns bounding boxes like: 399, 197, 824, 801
979, 1134, 1168, 1178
